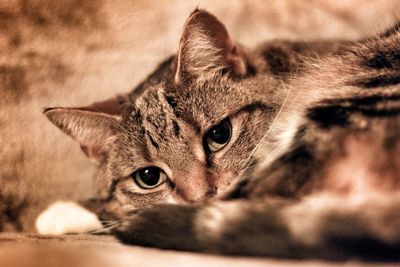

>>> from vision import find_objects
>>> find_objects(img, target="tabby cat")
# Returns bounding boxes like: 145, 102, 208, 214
41, 9, 400, 260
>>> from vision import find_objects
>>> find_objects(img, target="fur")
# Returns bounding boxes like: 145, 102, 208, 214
40, 8, 400, 261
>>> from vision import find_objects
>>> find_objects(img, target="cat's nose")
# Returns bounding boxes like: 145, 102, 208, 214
171, 164, 218, 203
173, 184, 216, 203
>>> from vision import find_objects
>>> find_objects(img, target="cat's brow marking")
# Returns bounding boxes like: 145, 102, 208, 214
172, 120, 181, 137
146, 131, 159, 149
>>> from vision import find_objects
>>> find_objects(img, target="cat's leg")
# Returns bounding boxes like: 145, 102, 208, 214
114, 195, 400, 260
35, 200, 103, 235
114, 199, 297, 256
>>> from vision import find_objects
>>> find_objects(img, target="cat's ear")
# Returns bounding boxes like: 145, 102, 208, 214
174, 9, 250, 84
44, 97, 125, 163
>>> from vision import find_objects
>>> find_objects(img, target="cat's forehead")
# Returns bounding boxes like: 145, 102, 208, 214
127, 75, 278, 132
132, 80, 238, 128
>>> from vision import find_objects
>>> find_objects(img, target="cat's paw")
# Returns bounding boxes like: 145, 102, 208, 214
114, 204, 200, 250
35, 201, 103, 235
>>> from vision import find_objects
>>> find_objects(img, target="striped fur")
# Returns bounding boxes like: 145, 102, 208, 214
113, 12, 400, 261
44, 9, 400, 260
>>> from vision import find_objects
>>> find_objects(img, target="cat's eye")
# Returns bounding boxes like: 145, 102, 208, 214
132, 167, 167, 189
205, 119, 232, 152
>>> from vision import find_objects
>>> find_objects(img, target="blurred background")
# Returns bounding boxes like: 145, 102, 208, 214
0, 0, 399, 231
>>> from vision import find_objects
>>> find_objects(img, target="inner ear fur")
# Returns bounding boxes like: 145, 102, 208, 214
44, 96, 126, 163
174, 9, 250, 84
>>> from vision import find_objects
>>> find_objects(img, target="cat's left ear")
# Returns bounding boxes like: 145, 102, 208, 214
44, 97, 125, 163
174, 9, 251, 84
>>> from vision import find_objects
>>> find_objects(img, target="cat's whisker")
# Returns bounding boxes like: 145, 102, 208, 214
101, 221, 119, 227
303, 40, 322, 62
99, 220, 118, 223
238, 72, 300, 177
89, 221, 122, 234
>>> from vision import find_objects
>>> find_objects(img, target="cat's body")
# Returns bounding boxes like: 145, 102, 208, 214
41, 9, 400, 261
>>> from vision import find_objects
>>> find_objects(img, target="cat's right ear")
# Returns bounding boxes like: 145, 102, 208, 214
44, 97, 125, 163
174, 9, 252, 84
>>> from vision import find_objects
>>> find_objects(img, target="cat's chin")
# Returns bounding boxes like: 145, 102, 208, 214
35, 201, 103, 235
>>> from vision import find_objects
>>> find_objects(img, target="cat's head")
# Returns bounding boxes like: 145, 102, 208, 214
44, 9, 282, 217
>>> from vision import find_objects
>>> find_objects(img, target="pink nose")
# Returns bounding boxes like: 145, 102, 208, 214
172, 164, 219, 203
173, 177, 217, 203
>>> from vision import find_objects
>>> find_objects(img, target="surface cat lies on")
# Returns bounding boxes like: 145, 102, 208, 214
42, 9, 400, 260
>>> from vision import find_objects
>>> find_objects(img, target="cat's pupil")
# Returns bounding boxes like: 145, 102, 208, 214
139, 168, 160, 185
209, 123, 230, 144
206, 120, 232, 152
136, 167, 160, 187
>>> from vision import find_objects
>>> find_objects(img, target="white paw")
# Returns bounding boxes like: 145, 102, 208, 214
35, 201, 103, 235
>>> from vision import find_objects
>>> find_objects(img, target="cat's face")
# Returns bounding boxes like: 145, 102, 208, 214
45, 10, 284, 218
107, 77, 280, 209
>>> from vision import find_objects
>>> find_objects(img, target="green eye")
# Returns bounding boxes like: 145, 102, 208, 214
132, 167, 167, 189
205, 119, 232, 152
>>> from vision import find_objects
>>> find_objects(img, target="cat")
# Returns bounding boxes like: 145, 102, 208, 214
40, 9, 400, 260
36, 8, 347, 234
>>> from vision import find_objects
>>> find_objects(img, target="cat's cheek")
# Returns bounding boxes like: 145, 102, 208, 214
35, 201, 103, 235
